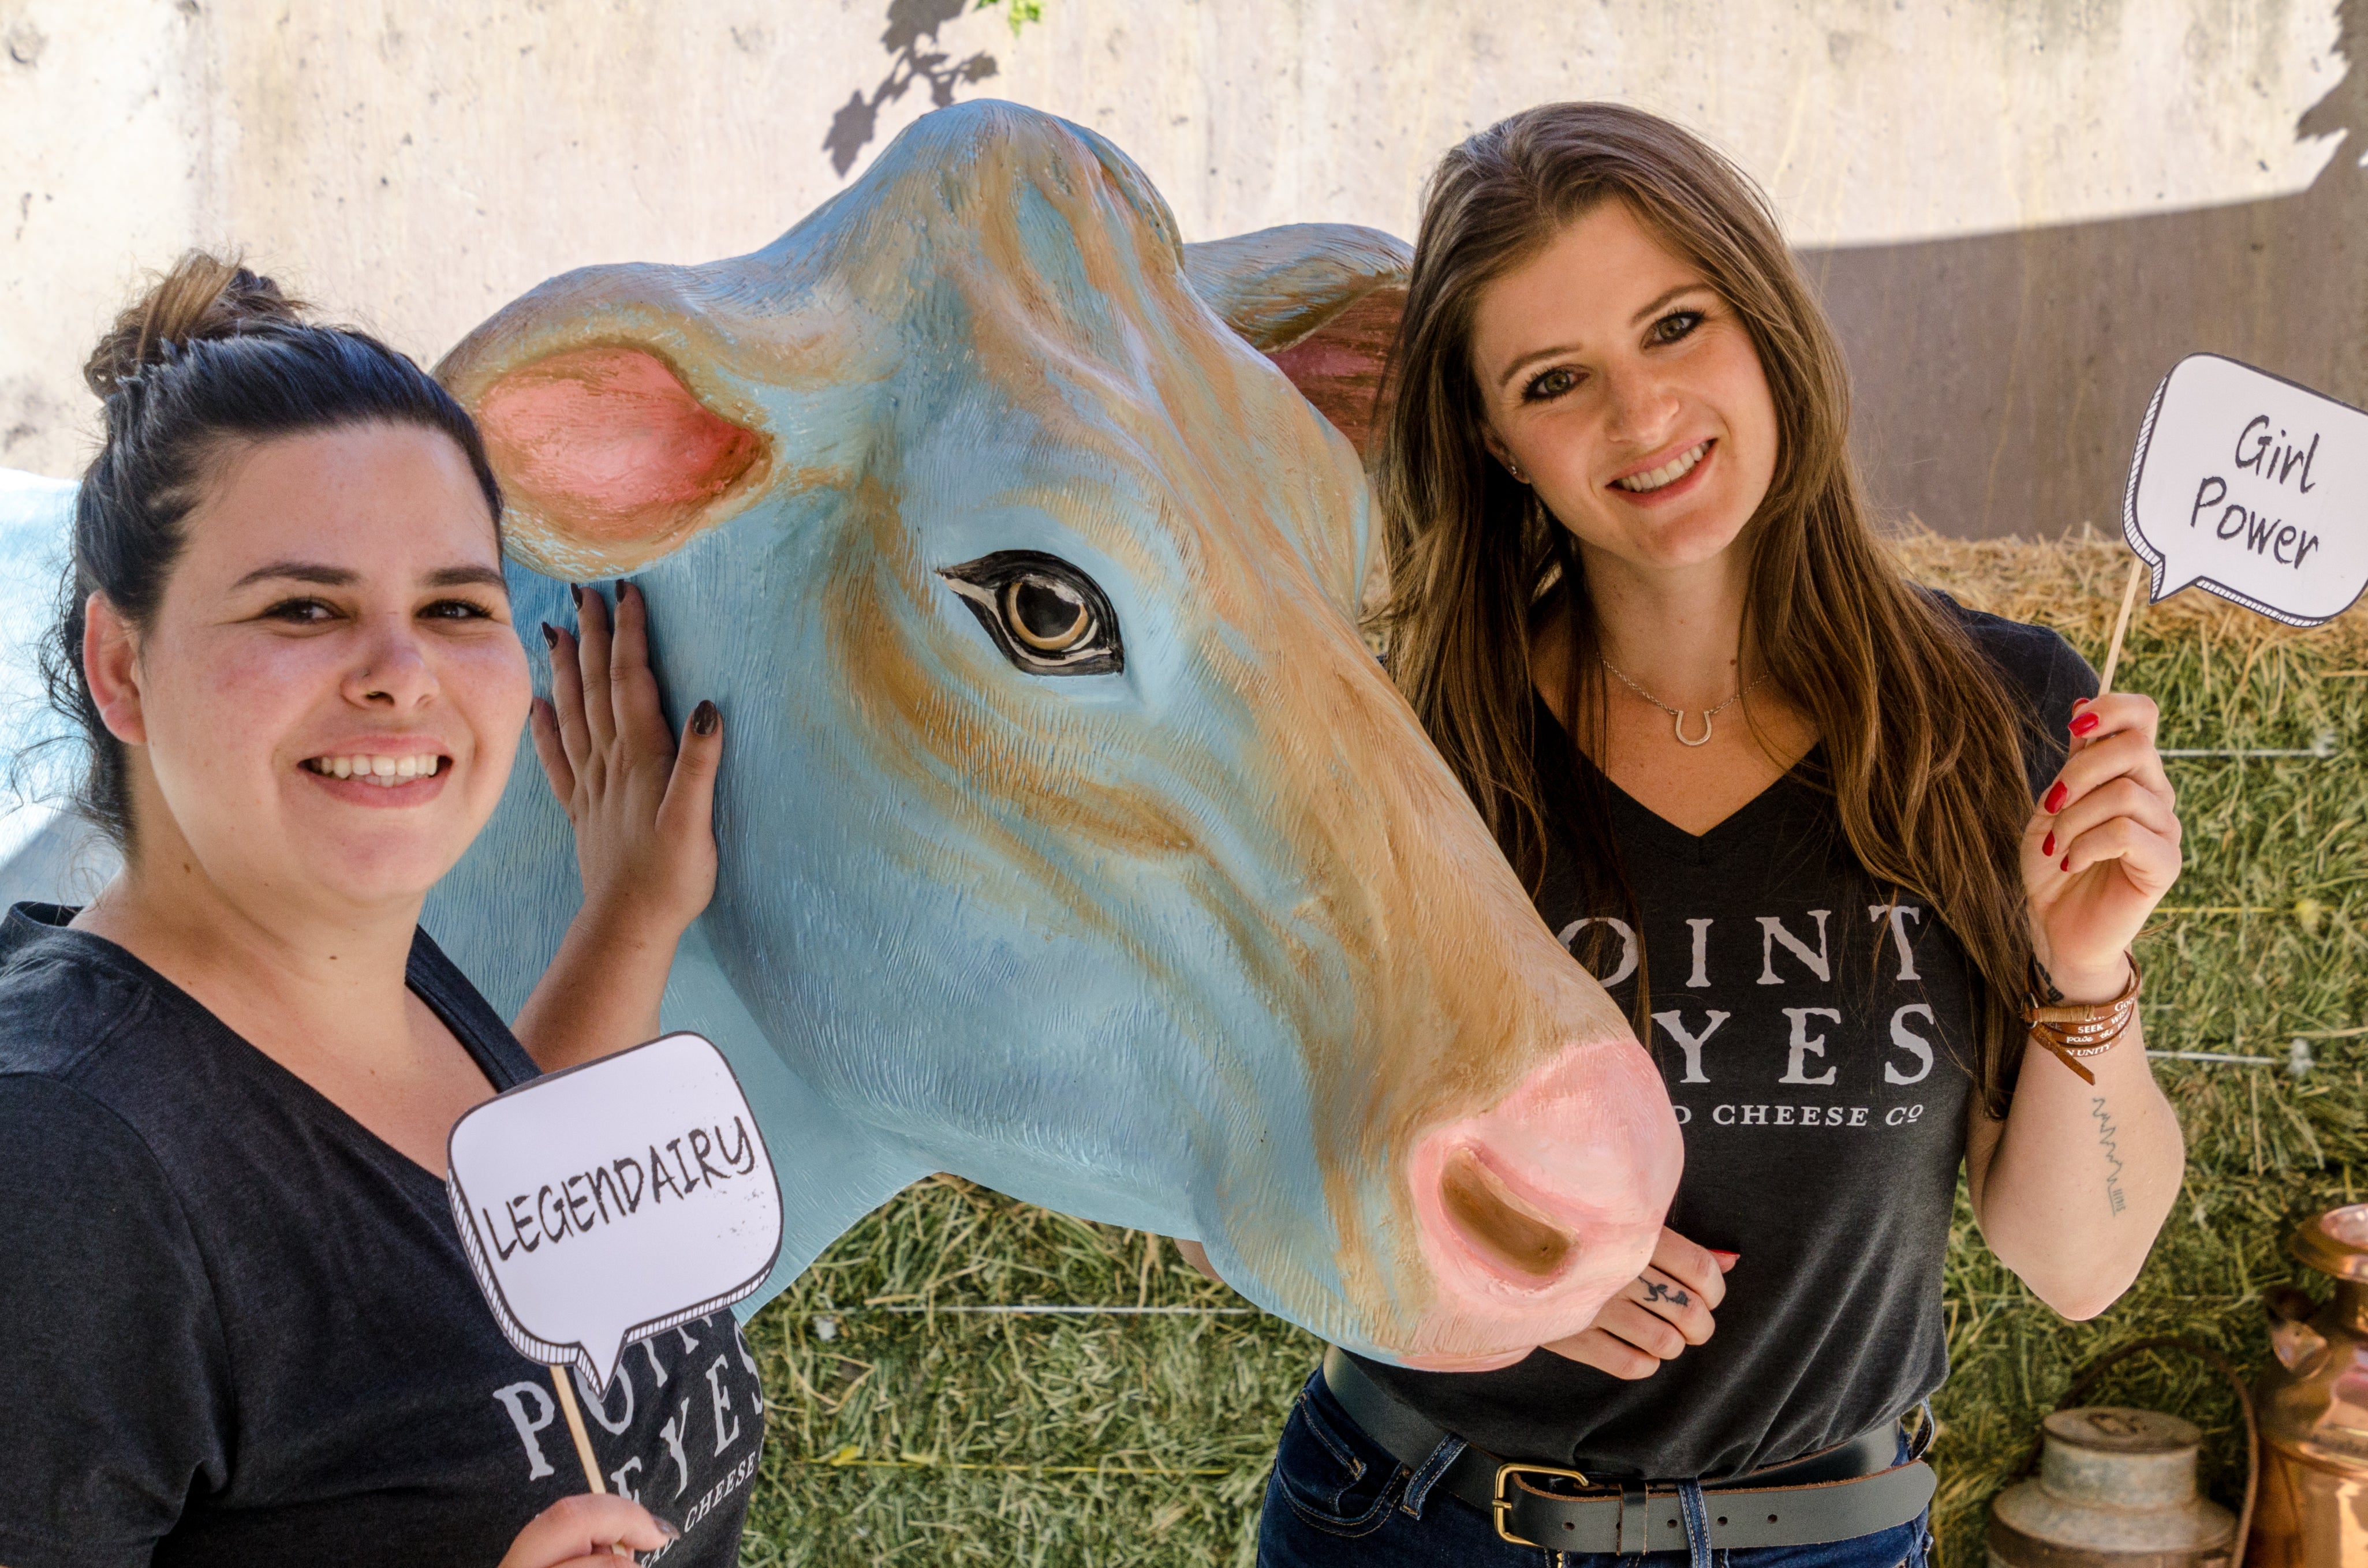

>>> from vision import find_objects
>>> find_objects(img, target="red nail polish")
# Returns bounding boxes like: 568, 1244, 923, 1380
2069, 712, 2100, 736
2072, 697, 2090, 710
2041, 832, 2055, 857
2060, 855, 2072, 872
2043, 782, 2068, 813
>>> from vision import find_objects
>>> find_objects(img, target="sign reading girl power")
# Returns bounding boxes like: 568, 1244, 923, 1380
2124, 353, 2368, 626
447, 1032, 783, 1391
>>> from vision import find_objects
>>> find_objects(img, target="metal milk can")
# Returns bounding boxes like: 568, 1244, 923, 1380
2252, 1203, 2368, 1567
1988, 1407, 2236, 1567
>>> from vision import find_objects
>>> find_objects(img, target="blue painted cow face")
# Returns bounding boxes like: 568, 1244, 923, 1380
429, 102, 1680, 1367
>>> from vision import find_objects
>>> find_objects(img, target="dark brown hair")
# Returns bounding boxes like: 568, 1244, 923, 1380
1373, 104, 2040, 1116
40, 250, 503, 850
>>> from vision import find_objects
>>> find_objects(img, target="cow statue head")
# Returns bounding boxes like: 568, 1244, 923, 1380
425, 100, 1680, 1369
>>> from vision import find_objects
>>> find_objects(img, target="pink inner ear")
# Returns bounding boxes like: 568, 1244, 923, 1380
1267, 286, 1405, 458
476, 347, 763, 546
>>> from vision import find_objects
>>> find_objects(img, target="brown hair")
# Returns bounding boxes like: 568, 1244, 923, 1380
1373, 103, 2040, 1116
38, 251, 503, 850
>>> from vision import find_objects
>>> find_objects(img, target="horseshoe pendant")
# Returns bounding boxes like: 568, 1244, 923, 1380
1674, 710, 1714, 747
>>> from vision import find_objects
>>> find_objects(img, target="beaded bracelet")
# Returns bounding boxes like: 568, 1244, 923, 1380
2022, 955, 2141, 1084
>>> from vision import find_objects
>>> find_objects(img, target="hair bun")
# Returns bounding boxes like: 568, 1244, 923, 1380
83, 250, 308, 398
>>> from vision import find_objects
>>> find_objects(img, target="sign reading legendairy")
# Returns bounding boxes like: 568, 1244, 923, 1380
446, 1032, 783, 1392
2124, 354, 2368, 626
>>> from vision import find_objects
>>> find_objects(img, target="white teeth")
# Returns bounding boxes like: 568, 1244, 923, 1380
305, 753, 440, 785
1614, 441, 1709, 493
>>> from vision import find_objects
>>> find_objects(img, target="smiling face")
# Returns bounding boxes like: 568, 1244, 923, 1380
99, 422, 530, 916
1470, 200, 1780, 576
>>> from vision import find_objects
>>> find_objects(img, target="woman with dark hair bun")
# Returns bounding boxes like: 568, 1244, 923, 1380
0, 253, 752, 1566
1254, 104, 2190, 1567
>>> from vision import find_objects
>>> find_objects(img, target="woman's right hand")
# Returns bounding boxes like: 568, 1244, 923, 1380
1541, 1228, 1735, 1379
498, 1494, 677, 1567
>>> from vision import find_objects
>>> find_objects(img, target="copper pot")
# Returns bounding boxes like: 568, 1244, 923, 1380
1989, 1406, 2236, 1567
2250, 1204, 2368, 1567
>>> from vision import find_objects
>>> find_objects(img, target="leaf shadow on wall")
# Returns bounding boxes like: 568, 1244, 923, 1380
1802, 0, 2368, 540
824, 0, 1000, 178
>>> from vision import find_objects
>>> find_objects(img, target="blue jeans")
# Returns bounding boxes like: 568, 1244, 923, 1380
1256, 1371, 1932, 1568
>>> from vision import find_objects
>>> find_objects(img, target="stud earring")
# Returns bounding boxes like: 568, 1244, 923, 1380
1507, 461, 1529, 485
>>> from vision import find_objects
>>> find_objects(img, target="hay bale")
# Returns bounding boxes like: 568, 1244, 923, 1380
1896, 526, 2368, 1563
1894, 521, 2368, 662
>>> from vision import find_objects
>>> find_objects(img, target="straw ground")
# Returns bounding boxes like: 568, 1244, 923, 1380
736, 529, 2368, 1565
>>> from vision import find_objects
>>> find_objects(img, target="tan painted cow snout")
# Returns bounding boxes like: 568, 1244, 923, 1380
1271, 612, 1683, 1365
1403, 1036, 1682, 1368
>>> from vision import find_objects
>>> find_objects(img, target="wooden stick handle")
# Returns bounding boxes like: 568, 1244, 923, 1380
550, 1364, 607, 1494
550, 1368, 634, 1555
2097, 556, 2145, 697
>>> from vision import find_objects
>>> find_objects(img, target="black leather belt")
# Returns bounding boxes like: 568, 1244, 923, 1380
1320, 1346, 1936, 1552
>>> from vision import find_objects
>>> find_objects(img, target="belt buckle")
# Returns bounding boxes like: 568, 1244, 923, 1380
1491, 1461, 1593, 1547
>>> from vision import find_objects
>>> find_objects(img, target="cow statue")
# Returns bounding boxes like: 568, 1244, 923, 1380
0, 472, 88, 899
2, 102, 1680, 1371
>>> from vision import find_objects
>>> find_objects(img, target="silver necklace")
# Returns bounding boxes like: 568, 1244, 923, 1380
1600, 654, 1764, 747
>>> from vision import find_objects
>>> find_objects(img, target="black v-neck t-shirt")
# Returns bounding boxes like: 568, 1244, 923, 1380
0, 906, 765, 1567
1350, 604, 2096, 1479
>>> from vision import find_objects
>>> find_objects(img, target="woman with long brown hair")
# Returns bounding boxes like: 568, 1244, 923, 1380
1254, 103, 2187, 1567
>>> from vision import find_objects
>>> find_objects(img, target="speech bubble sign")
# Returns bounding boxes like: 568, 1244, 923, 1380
2124, 353, 2368, 626
446, 1032, 783, 1391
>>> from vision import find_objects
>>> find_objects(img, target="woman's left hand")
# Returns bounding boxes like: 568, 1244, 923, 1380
513, 581, 724, 1069
2024, 691, 2182, 997
533, 582, 722, 940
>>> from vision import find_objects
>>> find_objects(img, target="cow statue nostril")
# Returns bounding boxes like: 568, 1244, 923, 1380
1401, 1036, 1679, 1360
1440, 1146, 1576, 1282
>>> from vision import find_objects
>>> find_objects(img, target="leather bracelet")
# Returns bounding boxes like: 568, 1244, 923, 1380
2022, 954, 2141, 1084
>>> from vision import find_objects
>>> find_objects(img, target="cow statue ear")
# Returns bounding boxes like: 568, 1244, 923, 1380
435, 265, 776, 579
1184, 224, 1411, 458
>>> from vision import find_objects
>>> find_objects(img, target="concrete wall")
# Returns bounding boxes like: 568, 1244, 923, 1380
1, 0, 2357, 537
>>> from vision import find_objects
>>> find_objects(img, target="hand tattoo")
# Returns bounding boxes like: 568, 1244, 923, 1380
1642, 1281, 1691, 1307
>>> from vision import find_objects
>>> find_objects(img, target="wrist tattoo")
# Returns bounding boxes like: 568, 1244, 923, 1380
2090, 1095, 2128, 1217
2031, 957, 2066, 1006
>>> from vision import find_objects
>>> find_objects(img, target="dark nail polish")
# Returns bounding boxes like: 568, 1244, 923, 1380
2070, 712, 2100, 736
2042, 782, 2068, 813
692, 699, 719, 735
613, 579, 629, 603
569, 583, 582, 607
2041, 832, 2055, 857
540, 623, 558, 649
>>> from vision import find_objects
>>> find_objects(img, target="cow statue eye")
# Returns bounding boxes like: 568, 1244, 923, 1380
939, 551, 1123, 676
